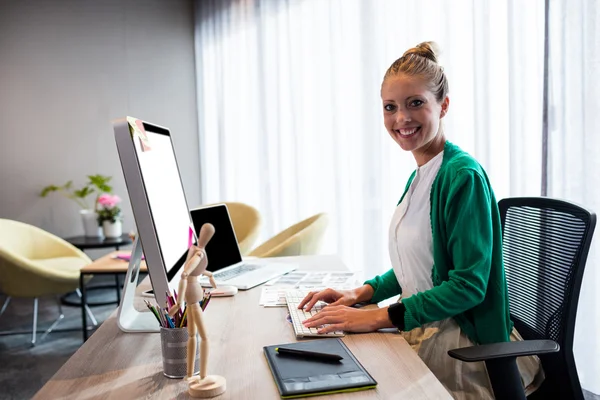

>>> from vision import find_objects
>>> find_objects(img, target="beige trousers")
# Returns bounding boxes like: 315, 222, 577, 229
400, 318, 545, 400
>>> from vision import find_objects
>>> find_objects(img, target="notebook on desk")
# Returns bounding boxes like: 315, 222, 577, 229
263, 338, 377, 399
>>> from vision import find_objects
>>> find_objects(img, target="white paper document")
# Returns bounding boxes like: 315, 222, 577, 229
258, 271, 358, 307
259, 287, 290, 307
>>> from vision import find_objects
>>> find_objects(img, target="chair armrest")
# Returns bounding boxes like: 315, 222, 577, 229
448, 339, 559, 362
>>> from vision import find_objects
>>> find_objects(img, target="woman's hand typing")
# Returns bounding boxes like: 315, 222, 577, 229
297, 288, 356, 311
302, 306, 393, 334
297, 284, 375, 312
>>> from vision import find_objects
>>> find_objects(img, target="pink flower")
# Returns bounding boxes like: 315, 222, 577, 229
98, 193, 121, 209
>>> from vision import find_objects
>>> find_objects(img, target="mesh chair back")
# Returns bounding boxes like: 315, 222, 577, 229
499, 198, 596, 400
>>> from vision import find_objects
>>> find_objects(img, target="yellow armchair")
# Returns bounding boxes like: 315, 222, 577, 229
0, 219, 93, 344
193, 202, 262, 255
248, 213, 329, 258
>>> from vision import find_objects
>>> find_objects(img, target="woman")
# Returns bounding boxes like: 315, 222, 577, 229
298, 41, 542, 399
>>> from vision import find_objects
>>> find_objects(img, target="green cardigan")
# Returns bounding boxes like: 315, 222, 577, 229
365, 141, 512, 344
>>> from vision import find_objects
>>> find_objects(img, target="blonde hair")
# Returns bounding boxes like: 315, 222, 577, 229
383, 41, 449, 103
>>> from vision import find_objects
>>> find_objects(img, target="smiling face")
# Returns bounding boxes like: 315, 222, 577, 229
381, 74, 449, 165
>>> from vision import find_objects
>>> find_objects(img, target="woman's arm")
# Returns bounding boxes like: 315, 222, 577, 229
353, 284, 375, 303
302, 284, 394, 333
363, 269, 402, 303
303, 305, 395, 333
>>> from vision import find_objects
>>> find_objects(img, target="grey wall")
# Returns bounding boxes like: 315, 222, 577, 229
0, 0, 200, 242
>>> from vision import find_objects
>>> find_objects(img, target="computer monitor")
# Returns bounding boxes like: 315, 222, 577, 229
114, 117, 195, 308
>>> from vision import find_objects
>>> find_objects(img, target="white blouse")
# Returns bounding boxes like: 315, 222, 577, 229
389, 151, 444, 299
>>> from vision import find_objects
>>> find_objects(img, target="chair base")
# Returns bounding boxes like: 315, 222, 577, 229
0, 326, 96, 336
0, 295, 94, 345
61, 284, 120, 308
486, 358, 526, 400
0, 296, 10, 316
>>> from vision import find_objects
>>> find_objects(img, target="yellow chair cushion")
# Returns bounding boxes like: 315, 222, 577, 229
0, 219, 92, 298
249, 213, 329, 258
32, 257, 90, 280
194, 202, 262, 255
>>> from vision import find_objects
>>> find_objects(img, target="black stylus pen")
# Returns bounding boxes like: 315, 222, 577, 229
275, 347, 343, 362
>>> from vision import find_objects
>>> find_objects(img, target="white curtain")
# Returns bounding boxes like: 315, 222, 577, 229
194, 0, 544, 279
548, 0, 600, 394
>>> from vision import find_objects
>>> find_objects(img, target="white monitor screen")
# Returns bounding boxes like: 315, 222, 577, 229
132, 127, 192, 281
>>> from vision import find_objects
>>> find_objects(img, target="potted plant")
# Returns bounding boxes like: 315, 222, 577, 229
97, 194, 123, 238
40, 175, 113, 237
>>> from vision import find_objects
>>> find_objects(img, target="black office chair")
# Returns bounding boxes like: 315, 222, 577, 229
448, 197, 596, 400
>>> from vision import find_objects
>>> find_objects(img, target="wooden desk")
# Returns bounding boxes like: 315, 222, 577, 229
34, 255, 451, 399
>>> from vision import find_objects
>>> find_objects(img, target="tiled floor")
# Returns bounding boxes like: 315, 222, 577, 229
0, 276, 119, 400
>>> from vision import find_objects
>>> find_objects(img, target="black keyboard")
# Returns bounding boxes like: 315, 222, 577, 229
213, 264, 261, 281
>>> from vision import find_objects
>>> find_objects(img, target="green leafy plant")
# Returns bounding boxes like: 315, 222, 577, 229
40, 174, 113, 210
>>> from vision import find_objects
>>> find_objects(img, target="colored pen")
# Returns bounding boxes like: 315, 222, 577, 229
180, 308, 188, 328
201, 293, 212, 311
165, 313, 175, 328
156, 305, 166, 327
166, 291, 174, 308
145, 301, 159, 325
144, 300, 162, 326
275, 347, 343, 362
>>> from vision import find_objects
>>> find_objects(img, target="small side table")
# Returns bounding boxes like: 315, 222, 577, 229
80, 251, 147, 341
65, 234, 133, 251
62, 234, 133, 305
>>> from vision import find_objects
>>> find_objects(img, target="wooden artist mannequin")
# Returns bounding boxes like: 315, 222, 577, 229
168, 223, 226, 398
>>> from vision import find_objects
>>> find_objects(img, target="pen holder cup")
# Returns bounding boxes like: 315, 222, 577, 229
160, 327, 200, 379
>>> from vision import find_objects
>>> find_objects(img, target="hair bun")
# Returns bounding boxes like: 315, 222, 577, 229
403, 41, 440, 64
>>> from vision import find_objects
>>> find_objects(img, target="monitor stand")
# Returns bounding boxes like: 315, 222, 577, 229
117, 237, 160, 333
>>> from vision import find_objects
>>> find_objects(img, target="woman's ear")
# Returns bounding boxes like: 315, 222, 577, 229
440, 96, 450, 118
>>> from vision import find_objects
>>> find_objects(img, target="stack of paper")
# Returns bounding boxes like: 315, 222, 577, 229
259, 271, 358, 307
